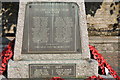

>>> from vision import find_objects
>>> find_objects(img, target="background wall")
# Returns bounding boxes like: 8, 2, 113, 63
85, 1, 120, 75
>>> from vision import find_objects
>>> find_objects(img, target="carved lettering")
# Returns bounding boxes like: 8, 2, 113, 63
32, 17, 49, 45
29, 64, 76, 78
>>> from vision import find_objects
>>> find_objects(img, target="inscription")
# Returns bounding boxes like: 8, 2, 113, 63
22, 2, 81, 53
29, 64, 76, 78
32, 17, 49, 44
55, 17, 73, 43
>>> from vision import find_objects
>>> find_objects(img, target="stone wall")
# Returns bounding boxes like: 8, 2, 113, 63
86, 1, 120, 75
89, 36, 120, 75
85, 1, 120, 36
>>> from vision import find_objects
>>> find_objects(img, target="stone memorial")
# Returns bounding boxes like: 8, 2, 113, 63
8, 0, 98, 78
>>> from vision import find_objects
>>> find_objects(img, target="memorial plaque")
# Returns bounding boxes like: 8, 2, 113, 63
22, 2, 81, 53
29, 64, 76, 78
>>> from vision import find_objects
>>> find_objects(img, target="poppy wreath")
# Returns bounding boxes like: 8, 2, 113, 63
0, 39, 120, 80
89, 45, 120, 80
0, 39, 15, 75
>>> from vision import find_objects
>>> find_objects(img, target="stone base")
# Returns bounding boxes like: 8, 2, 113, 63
8, 59, 98, 78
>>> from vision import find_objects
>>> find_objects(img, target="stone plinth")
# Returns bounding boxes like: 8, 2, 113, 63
8, 59, 98, 78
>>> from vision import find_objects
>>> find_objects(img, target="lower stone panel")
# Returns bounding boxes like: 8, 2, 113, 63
8, 59, 98, 78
